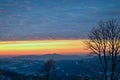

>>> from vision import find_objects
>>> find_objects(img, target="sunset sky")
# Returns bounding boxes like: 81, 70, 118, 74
0, 40, 89, 56
0, 0, 119, 55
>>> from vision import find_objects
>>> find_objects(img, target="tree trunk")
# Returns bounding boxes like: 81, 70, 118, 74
110, 62, 116, 80
104, 67, 107, 80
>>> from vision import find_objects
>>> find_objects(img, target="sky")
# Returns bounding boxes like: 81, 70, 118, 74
0, 0, 119, 41
0, 40, 89, 56
0, 0, 119, 55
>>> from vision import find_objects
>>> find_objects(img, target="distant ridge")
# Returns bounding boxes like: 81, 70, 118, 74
11, 53, 90, 61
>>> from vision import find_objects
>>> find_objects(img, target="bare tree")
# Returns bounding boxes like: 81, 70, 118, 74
87, 19, 120, 80
43, 59, 56, 80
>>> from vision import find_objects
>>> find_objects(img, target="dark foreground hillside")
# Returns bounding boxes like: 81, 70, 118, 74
0, 54, 119, 80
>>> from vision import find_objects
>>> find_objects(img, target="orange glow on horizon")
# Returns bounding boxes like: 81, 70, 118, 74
0, 40, 89, 56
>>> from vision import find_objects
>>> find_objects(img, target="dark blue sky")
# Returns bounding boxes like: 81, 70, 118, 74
0, 0, 120, 41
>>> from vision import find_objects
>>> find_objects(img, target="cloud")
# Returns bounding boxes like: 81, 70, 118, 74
0, 0, 119, 41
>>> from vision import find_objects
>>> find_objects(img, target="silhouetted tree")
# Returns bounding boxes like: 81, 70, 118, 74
74, 75, 85, 80
43, 59, 56, 80
87, 19, 120, 80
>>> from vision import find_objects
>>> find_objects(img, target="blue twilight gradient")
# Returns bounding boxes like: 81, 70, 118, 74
0, 0, 120, 41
